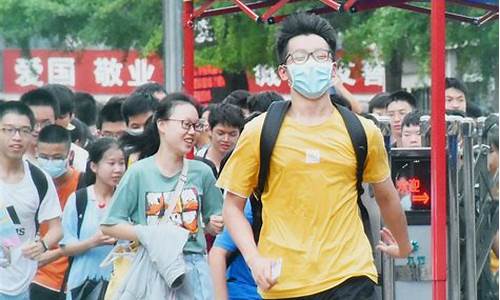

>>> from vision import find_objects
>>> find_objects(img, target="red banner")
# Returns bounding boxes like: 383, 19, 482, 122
3, 49, 383, 103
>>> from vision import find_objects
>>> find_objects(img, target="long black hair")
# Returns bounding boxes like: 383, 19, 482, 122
83, 137, 125, 185
124, 93, 199, 160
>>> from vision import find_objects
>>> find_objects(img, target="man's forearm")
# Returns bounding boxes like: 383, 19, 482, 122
379, 197, 411, 252
101, 223, 138, 241
208, 247, 229, 300
43, 218, 63, 249
38, 248, 64, 267
223, 193, 259, 262
373, 179, 412, 254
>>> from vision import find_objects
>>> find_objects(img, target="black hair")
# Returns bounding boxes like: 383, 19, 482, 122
330, 94, 352, 111
445, 77, 468, 97
208, 103, 245, 131
247, 91, 284, 113
121, 94, 159, 125
402, 111, 421, 128
98, 101, 124, 130
41, 84, 75, 116
107, 96, 126, 105
276, 13, 337, 64
85, 137, 125, 185
0, 101, 36, 128
20, 88, 60, 118
387, 90, 417, 108
74, 92, 97, 126
70, 118, 94, 149
164, 92, 201, 117
133, 82, 166, 99
124, 93, 199, 160
368, 92, 390, 113
38, 124, 71, 149
222, 90, 251, 111
466, 101, 483, 118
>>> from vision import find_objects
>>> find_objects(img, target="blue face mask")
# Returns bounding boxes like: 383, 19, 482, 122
287, 61, 333, 99
37, 158, 68, 178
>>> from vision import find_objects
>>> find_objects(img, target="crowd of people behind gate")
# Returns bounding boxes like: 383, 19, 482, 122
0, 12, 497, 300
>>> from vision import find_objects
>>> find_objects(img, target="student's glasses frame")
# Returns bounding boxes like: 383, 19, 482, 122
0, 126, 33, 138
163, 119, 204, 132
284, 49, 333, 65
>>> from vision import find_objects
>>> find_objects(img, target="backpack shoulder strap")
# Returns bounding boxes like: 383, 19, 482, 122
251, 100, 290, 243
76, 172, 87, 190
256, 100, 291, 198
60, 188, 88, 296
74, 188, 88, 238
28, 162, 48, 234
335, 105, 367, 190
335, 105, 373, 246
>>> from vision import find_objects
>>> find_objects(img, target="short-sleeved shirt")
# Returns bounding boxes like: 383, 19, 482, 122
60, 186, 114, 292
34, 168, 81, 291
102, 155, 223, 254
214, 201, 260, 300
217, 108, 390, 299
0, 161, 61, 296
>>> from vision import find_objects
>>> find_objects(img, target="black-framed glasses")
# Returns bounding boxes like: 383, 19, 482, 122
285, 49, 333, 65
164, 119, 204, 132
0, 126, 33, 138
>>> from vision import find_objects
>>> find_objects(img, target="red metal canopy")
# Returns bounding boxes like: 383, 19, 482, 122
182, 2, 499, 300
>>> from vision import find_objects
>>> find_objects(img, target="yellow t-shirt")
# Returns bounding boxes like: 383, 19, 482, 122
217, 108, 390, 299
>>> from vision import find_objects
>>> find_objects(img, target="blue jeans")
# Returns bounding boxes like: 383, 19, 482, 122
0, 290, 29, 300
176, 253, 214, 300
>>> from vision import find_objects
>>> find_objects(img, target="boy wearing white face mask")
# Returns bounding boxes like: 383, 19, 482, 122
218, 13, 411, 299
31, 124, 84, 300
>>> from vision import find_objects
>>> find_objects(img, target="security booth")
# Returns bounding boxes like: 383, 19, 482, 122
391, 147, 432, 300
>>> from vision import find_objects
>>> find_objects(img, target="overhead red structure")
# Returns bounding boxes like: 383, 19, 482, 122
181, 1, 499, 300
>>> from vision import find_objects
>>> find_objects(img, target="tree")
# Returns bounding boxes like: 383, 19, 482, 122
0, 1, 497, 109
342, 5, 498, 111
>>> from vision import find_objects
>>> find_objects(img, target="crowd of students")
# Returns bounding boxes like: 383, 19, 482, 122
0, 12, 497, 300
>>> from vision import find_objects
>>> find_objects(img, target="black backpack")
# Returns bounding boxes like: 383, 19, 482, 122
28, 162, 50, 235
31, 164, 87, 234
60, 188, 89, 296
249, 100, 373, 246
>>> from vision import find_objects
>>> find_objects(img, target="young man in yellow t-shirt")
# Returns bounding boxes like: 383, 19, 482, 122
217, 13, 412, 300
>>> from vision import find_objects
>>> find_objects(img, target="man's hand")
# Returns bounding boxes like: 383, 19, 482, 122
247, 255, 278, 292
376, 227, 412, 258
207, 215, 224, 235
21, 240, 46, 260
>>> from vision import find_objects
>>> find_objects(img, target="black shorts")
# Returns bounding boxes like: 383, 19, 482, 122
270, 276, 376, 300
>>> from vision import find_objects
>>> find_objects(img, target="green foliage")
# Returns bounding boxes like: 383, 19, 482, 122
0, 0, 497, 92
195, 14, 277, 72
342, 8, 430, 71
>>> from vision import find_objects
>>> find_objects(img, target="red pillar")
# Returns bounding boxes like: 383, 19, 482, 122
431, 1, 447, 299
183, 0, 195, 96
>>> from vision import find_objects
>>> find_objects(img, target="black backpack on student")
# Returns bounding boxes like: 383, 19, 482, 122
60, 188, 89, 297
249, 100, 373, 247
29, 162, 49, 234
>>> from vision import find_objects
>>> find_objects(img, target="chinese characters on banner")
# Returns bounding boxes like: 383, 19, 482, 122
3, 49, 384, 103
246, 60, 384, 95
4, 49, 163, 95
